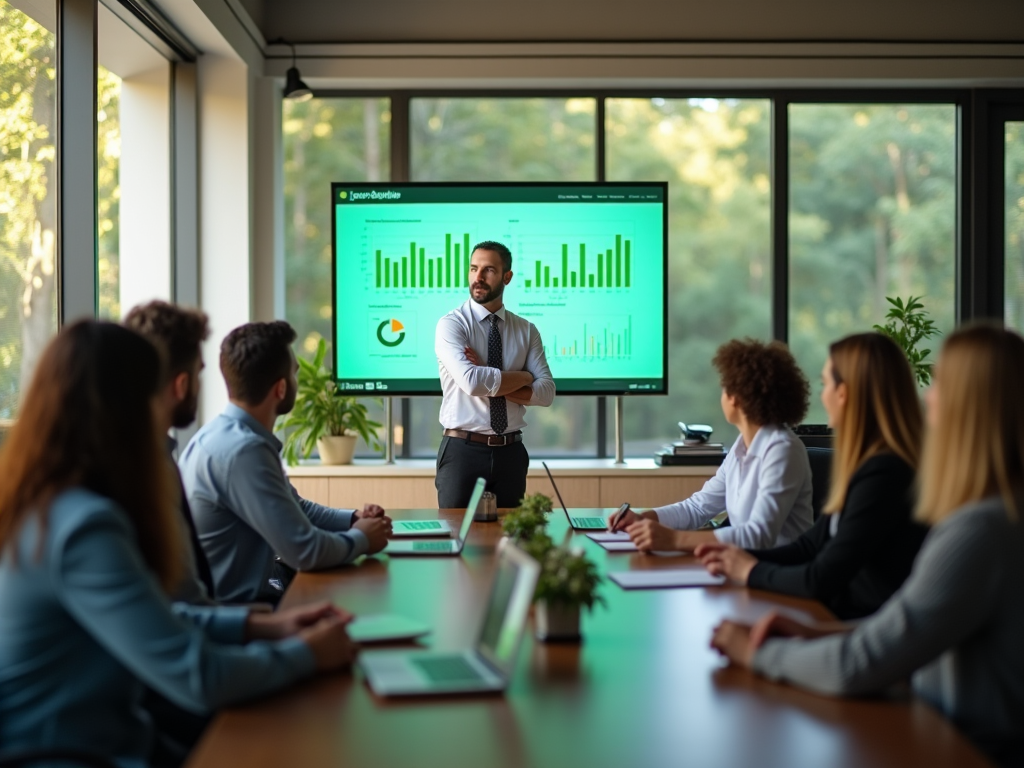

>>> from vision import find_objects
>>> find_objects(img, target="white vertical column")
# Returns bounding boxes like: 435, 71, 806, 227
118, 64, 172, 314
252, 75, 284, 323
197, 54, 252, 423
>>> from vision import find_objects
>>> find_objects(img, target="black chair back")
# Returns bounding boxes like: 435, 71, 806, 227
806, 447, 834, 520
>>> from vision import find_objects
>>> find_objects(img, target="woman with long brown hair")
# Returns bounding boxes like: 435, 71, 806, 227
697, 332, 928, 619
710, 323, 1024, 768
0, 321, 356, 766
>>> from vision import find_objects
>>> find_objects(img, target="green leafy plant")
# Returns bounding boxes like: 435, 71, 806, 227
501, 493, 553, 542
277, 338, 382, 465
503, 493, 604, 612
534, 543, 606, 611
872, 295, 940, 386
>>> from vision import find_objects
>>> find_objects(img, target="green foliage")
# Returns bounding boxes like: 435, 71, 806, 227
501, 493, 553, 542
502, 493, 604, 611
277, 337, 383, 465
872, 295, 940, 386
533, 543, 605, 612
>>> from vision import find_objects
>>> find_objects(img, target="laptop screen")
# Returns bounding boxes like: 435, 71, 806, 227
541, 461, 571, 516
456, 477, 487, 544
476, 544, 540, 675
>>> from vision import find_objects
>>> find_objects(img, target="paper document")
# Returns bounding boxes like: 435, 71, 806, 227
587, 532, 631, 543
609, 569, 726, 590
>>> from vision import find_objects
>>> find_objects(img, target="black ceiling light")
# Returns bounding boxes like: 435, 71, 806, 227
280, 39, 313, 102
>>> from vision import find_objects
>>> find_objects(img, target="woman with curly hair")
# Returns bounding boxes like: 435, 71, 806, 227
612, 338, 814, 552
696, 332, 928, 619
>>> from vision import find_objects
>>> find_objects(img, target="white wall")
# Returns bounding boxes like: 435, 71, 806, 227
197, 54, 253, 422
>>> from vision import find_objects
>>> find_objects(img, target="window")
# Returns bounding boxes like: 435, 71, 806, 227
789, 104, 957, 421
283, 96, 391, 456
96, 4, 173, 320
410, 97, 598, 457
607, 97, 772, 453
0, 0, 57, 421
1006, 121, 1024, 333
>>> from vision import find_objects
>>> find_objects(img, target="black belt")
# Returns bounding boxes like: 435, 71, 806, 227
444, 429, 523, 447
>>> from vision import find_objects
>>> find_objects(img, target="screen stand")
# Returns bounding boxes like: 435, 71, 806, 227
384, 398, 395, 464
614, 396, 626, 466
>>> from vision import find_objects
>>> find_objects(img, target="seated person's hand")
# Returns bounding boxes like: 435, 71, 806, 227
354, 516, 390, 553
356, 503, 389, 522
464, 346, 482, 366
749, 610, 835, 647
299, 612, 359, 672
246, 601, 353, 641
710, 620, 756, 668
505, 385, 533, 405
626, 518, 684, 552
696, 543, 758, 585
608, 505, 657, 532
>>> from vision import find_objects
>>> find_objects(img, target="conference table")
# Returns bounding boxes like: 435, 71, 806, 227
187, 508, 993, 768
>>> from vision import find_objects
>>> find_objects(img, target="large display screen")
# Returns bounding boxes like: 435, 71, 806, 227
331, 182, 668, 396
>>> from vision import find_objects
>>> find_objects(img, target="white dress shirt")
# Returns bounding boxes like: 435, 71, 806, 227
435, 299, 555, 433
654, 424, 814, 548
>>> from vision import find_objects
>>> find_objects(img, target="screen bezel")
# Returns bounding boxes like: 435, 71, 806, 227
329, 181, 669, 396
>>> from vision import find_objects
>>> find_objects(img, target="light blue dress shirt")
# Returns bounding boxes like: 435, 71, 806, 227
0, 488, 315, 768
654, 424, 814, 548
178, 404, 368, 603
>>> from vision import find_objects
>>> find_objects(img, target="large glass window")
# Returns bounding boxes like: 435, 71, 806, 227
1006, 121, 1024, 333
607, 98, 772, 453
409, 97, 597, 457
283, 97, 391, 456
96, 4, 172, 320
0, 0, 57, 423
789, 104, 957, 422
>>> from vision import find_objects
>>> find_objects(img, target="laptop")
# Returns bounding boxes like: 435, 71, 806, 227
541, 461, 609, 530
390, 518, 453, 537
384, 477, 484, 556
359, 542, 540, 696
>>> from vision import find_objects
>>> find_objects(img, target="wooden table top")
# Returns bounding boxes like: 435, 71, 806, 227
187, 508, 992, 768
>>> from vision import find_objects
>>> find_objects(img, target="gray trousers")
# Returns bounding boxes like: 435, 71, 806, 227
435, 435, 530, 509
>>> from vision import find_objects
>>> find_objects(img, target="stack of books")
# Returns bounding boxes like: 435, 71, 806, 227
654, 440, 726, 466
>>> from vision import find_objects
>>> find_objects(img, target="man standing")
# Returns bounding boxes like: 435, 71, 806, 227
179, 321, 390, 604
435, 241, 555, 509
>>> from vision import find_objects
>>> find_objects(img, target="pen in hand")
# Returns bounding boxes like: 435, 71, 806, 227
609, 502, 631, 532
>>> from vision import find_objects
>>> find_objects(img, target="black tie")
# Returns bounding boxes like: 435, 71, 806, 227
487, 314, 508, 434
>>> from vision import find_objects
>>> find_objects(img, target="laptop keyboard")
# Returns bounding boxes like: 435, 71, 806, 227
412, 655, 485, 683
572, 517, 606, 529
400, 520, 443, 530
412, 541, 454, 552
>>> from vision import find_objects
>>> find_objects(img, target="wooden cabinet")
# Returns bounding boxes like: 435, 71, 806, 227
287, 459, 716, 510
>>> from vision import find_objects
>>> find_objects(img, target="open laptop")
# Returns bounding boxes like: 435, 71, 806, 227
384, 477, 484, 556
541, 461, 608, 530
359, 542, 540, 696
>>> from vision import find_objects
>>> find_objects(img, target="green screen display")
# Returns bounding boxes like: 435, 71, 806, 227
331, 183, 667, 395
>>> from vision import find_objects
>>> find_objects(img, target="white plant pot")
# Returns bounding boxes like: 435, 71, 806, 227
534, 600, 581, 642
317, 435, 357, 465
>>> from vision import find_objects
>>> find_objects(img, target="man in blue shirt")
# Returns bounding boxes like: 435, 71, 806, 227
180, 321, 390, 603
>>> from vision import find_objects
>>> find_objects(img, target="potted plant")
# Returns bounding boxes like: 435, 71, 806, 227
277, 338, 383, 465
873, 295, 940, 386
503, 493, 604, 642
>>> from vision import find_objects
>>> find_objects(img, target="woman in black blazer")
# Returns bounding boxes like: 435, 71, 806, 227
697, 332, 928, 619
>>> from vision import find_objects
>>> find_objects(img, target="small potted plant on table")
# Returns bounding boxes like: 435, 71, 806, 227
278, 338, 382, 465
502, 493, 605, 642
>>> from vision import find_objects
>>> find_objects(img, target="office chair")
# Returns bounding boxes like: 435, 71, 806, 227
0, 751, 118, 768
806, 446, 833, 521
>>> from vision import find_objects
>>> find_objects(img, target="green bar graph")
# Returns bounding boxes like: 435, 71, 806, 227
545, 317, 634, 359
625, 240, 631, 288
445, 234, 451, 288
374, 233, 634, 292
525, 279, 532, 288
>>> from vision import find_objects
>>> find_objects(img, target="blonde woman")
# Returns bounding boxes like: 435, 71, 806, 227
697, 333, 928, 619
710, 323, 1024, 768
